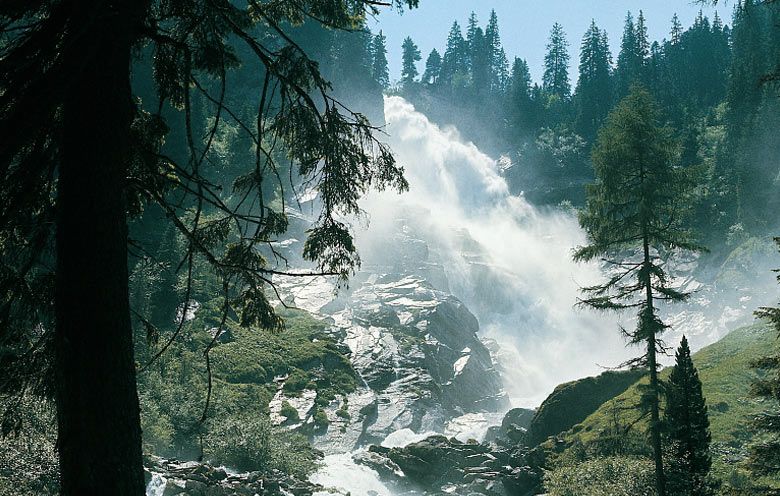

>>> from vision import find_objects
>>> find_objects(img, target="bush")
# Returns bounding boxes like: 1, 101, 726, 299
204, 414, 319, 477
544, 456, 657, 496
280, 401, 299, 422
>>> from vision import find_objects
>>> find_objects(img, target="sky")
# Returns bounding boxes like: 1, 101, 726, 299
369, 0, 726, 85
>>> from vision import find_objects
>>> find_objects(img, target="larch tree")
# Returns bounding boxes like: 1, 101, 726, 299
574, 85, 704, 496
0, 0, 417, 494
665, 336, 714, 496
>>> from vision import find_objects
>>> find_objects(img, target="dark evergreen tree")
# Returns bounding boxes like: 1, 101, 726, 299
665, 336, 714, 496
0, 0, 416, 493
465, 11, 481, 73
543, 23, 571, 100
422, 49, 443, 85
615, 12, 641, 99
671, 13, 684, 45
371, 30, 390, 88
485, 10, 509, 94
439, 21, 467, 90
575, 86, 704, 496
575, 20, 613, 140
401, 36, 422, 84
751, 238, 780, 477
507, 57, 537, 137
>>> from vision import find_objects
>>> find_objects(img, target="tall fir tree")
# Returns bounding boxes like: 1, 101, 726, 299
401, 36, 422, 84
665, 336, 714, 496
671, 13, 684, 45
422, 49, 443, 85
575, 20, 613, 140
507, 57, 537, 138
439, 21, 467, 90
575, 86, 704, 496
371, 31, 390, 88
751, 238, 780, 477
543, 22, 571, 100
615, 12, 640, 99
0, 0, 416, 492
485, 10, 508, 94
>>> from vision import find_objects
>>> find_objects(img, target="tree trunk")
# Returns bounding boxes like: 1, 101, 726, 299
643, 234, 666, 496
55, 2, 146, 494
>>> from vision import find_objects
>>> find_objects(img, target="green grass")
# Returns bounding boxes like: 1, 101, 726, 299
560, 322, 777, 484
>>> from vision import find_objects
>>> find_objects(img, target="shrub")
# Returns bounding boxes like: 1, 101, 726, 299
280, 401, 299, 422
204, 414, 319, 476
544, 456, 657, 496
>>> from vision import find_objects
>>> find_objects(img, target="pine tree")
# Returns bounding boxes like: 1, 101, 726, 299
575, 85, 704, 496
465, 11, 480, 72
422, 49, 442, 85
0, 1, 416, 492
575, 20, 613, 139
440, 21, 466, 89
751, 238, 780, 476
665, 336, 714, 496
635, 10, 650, 66
485, 10, 508, 94
507, 57, 537, 137
371, 30, 390, 88
671, 13, 684, 45
615, 12, 640, 99
543, 22, 571, 100
401, 36, 422, 84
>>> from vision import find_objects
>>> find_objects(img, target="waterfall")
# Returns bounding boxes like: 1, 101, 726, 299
356, 96, 634, 406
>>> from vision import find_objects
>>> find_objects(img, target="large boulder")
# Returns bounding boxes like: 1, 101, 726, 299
525, 369, 645, 446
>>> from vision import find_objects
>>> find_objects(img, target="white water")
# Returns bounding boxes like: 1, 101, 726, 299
357, 96, 636, 407
145, 473, 166, 496
312, 452, 398, 496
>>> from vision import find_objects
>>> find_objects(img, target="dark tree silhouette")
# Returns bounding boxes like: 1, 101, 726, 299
0, 0, 417, 493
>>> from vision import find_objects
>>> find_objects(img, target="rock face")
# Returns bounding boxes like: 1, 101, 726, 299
525, 369, 645, 446
144, 457, 320, 496
272, 272, 509, 454
355, 434, 552, 496
269, 212, 509, 455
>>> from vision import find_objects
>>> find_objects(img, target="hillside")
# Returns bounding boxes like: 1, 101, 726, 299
560, 322, 776, 482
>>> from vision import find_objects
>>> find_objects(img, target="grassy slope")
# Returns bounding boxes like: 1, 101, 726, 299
563, 322, 776, 480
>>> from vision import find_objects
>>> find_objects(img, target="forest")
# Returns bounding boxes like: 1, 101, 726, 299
1, 0, 779, 495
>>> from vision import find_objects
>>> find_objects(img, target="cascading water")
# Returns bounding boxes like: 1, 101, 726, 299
357, 96, 634, 407
307, 95, 634, 495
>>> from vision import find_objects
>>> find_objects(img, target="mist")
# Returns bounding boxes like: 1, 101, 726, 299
346, 96, 637, 406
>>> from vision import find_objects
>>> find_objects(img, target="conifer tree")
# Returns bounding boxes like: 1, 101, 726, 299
485, 10, 508, 94
401, 36, 422, 84
615, 12, 640, 99
507, 57, 537, 137
440, 21, 466, 89
543, 23, 571, 100
465, 12, 480, 72
665, 336, 714, 496
671, 13, 684, 45
0, 0, 417, 492
371, 31, 390, 88
635, 11, 650, 67
422, 49, 442, 85
750, 238, 780, 476
575, 20, 613, 139
575, 85, 704, 496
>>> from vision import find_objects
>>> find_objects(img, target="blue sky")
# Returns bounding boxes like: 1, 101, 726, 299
369, 0, 726, 85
